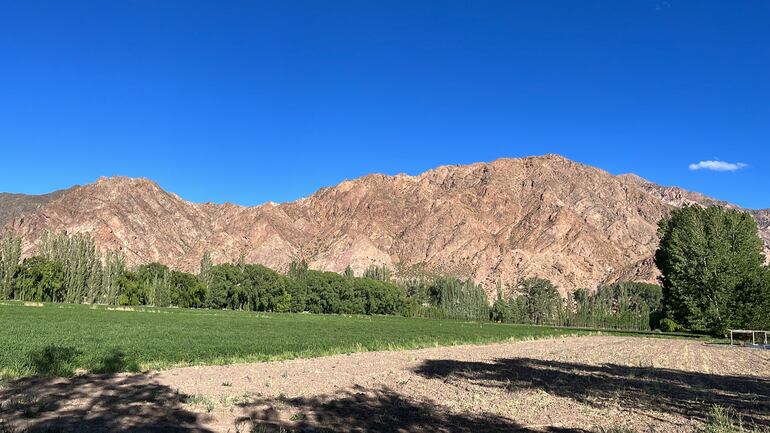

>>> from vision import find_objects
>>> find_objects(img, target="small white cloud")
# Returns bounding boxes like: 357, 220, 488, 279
688, 160, 748, 172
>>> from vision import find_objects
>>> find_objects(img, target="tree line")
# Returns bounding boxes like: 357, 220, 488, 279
491, 278, 663, 331
490, 205, 770, 336
2, 203, 768, 336
0, 233, 413, 316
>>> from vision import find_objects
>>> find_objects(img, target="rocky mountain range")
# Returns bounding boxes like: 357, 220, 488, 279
2, 155, 767, 295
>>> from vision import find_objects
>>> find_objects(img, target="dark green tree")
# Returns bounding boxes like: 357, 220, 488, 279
655, 205, 766, 335
512, 278, 562, 325
14, 256, 65, 302
170, 270, 206, 308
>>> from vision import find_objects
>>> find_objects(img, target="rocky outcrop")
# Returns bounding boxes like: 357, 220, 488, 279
0, 189, 69, 228
4, 155, 768, 295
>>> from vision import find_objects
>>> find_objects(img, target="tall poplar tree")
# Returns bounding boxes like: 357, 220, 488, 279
0, 231, 22, 299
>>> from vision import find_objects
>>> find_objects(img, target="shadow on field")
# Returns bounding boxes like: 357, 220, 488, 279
413, 357, 770, 426
0, 374, 212, 433
236, 386, 591, 433
27, 346, 81, 377
90, 348, 141, 374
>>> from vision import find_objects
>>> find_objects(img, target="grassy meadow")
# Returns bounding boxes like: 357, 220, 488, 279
0, 301, 702, 379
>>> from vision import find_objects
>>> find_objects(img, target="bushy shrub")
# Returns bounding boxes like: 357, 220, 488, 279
659, 318, 679, 332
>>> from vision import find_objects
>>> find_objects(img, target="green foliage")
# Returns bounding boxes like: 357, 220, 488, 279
0, 231, 21, 300
199, 251, 213, 289
39, 231, 102, 304
656, 205, 767, 335
417, 276, 489, 321
13, 256, 65, 302
512, 278, 562, 325
363, 264, 391, 282
287, 259, 309, 281
698, 406, 770, 433
170, 270, 206, 308
492, 278, 663, 331
659, 318, 679, 332
100, 250, 125, 305
491, 288, 512, 322
136, 262, 172, 307
571, 282, 663, 331
116, 270, 145, 306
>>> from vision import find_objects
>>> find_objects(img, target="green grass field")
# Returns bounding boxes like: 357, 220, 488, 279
0, 301, 700, 379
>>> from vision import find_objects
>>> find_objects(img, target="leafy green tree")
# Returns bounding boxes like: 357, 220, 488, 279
14, 256, 65, 302
0, 231, 21, 300
117, 270, 145, 305
363, 264, 391, 282
199, 251, 213, 290
135, 263, 172, 307
39, 231, 102, 304
730, 265, 770, 330
491, 287, 512, 322
655, 205, 766, 335
101, 250, 125, 305
170, 270, 206, 308
206, 263, 242, 309
512, 278, 562, 325
428, 276, 489, 321
288, 259, 309, 281
352, 277, 408, 315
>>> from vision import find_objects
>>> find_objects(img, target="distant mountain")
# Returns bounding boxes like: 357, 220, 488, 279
3, 155, 767, 295
0, 189, 70, 228
619, 173, 770, 254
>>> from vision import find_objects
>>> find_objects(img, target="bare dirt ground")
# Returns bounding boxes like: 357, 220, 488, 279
2, 336, 769, 433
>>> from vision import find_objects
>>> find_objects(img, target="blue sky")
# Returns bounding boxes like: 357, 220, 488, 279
1, 1, 768, 208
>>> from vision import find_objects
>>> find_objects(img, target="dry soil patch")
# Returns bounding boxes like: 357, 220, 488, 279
2, 336, 769, 432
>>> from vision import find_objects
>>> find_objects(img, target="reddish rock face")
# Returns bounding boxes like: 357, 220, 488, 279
3, 155, 768, 296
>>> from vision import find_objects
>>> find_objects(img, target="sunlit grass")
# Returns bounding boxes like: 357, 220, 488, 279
0, 301, 704, 378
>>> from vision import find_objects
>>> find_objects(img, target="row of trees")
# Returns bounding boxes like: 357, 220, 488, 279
404, 276, 490, 321
1, 232, 126, 305
0, 230, 674, 330
0, 231, 493, 323
491, 278, 663, 331
5, 203, 767, 336
0, 235, 413, 316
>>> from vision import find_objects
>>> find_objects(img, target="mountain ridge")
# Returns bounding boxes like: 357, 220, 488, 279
3, 155, 767, 295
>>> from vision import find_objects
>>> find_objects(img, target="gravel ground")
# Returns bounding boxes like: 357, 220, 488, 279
2, 336, 769, 433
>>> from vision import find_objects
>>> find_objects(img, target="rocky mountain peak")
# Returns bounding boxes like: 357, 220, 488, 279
2, 155, 767, 295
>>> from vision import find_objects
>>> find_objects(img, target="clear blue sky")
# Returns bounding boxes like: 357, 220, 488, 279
1, 1, 768, 208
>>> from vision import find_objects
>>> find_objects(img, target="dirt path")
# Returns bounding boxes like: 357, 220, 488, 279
2, 336, 769, 432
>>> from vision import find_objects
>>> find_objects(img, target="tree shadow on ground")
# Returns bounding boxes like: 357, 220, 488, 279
413, 357, 770, 426
237, 385, 591, 433
27, 346, 82, 377
89, 349, 141, 374
0, 374, 212, 433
